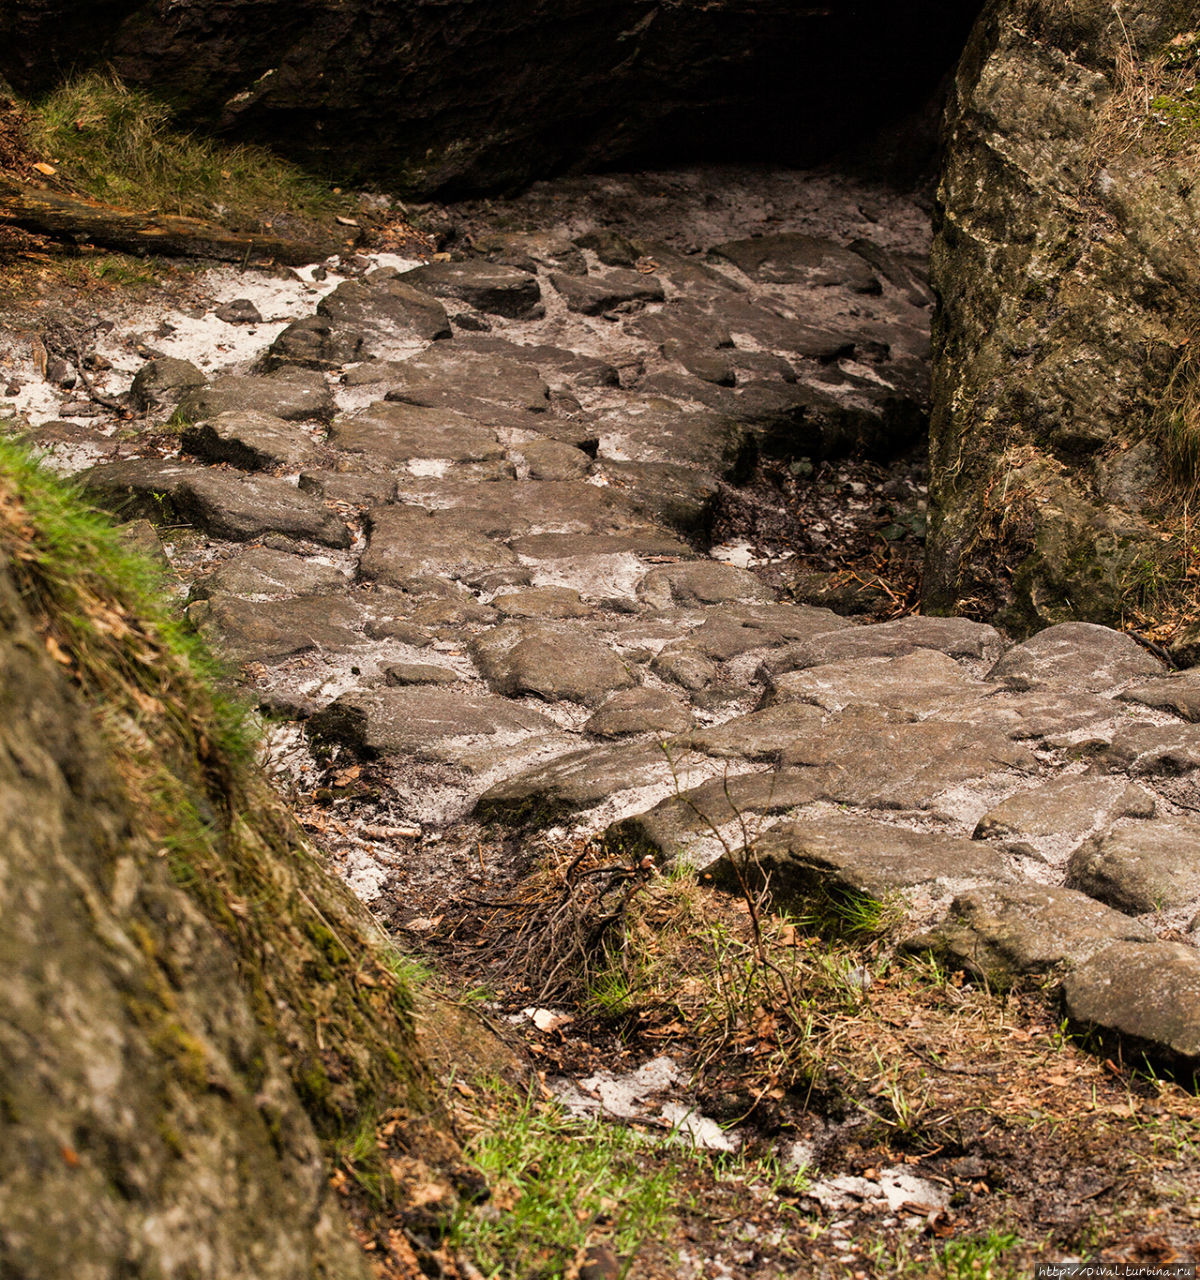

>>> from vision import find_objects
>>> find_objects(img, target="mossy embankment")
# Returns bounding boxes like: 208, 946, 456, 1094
0, 439, 460, 1277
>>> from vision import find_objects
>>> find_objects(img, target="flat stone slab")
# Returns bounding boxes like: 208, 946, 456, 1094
511, 531, 695, 561
721, 812, 1015, 905
188, 547, 349, 601
475, 741, 684, 826
359, 505, 518, 585
986, 621, 1164, 692
1120, 670, 1200, 721
1066, 819, 1200, 914
636, 561, 776, 610
374, 344, 549, 412
187, 594, 363, 664
765, 616, 1006, 675
492, 587, 592, 619
910, 884, 1156, 989
392, 478, 648, 541
550, 268, 665, 314
584, 688, 692, 739
685, 703, 826, 760
320, 274, 452, 344
469, 621, 636, 707
709, 234, 881, 293
181, 411, 325, 472
460, 336, 621, 391
178, 367, 336, 424
974, 777, 1156, 843
518, 440, 592, 481
1099, 722, 1200, 774
401, 261, 543, 319
329, 401, 504, 466
593, 404, 748, 475
767, 649, 986, 716
1064, 942, 1200, 1064
308, 686, 553, 761
81, 459, 351, 548
610, 768, 825, 865
602, 459, 720, 534
778, 717, 1036, 810
383, 663, 463, 687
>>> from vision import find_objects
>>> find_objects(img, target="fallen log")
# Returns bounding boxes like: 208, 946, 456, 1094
0, 176, 335, 266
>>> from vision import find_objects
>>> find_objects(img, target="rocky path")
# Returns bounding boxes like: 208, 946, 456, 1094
6, 164, 1200, 1072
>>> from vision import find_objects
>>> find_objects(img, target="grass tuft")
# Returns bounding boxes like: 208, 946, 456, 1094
26, 69, 346, 232
450, 1081, 685, 1280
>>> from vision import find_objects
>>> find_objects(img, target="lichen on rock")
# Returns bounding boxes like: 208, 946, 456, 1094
926, 0, 1200, 633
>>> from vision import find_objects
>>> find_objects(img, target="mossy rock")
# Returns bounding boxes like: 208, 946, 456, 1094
0, 440, 459, 1277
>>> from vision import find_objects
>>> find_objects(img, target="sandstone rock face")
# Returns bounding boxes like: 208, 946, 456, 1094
0, 2, 980, 194
926, 0, 1200, 632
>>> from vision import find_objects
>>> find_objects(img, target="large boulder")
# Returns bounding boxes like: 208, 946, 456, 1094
925, 1, 1200, 632
0, 445, 459, 1278
0, 2, 980, 195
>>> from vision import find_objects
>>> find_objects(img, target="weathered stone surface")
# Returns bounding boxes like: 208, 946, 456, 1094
767, 648, 984, 715
402, 262, 542, 319
1066, 821, 1200, 915
329, 401, 504, 466
383, 662, 463, 687
182, 410, 325, 471
492, 586, 592, 619
912, 885, 1156, 989
584, 687, 692, 739
1120, 670, 1200, 723
518, 439, 592, 481
270, 277, 450, 367
764, 615, 1005, 675
1099, 723, 1200, 776
512, 530, 695, 561
1064, 942, 1200, 1065
82, 459, 352, 548
475, 741, 682, 826
684, 703, 825, 760
709, 235, 881, 293
602, 460, 721, 535
393, 477, 647, 541
593, 404, 749, 476
724, 812, 1015, 904
308, 686, 553, 760
178, 367, 336, 423
974, 778, 1155, 844
470, 622, 635, 706
628, 303, 734, 352
636, 561, 776, 610
0, 472, 455, 1280
925, 1, 1200, 631
298, 468, 398, 506
779, 718, 1035, 810
549, 268, 665, 314
189, 547, 349, 601
611, 767, 825, 864
461, 337, 620, 391
986, 622, 1164, 693
378, 345, 550, 415
129, 356, 206, 411
325, 273, 452, 340
359, 505, 518, 585
650, 646, 719, 692
188, 595, 363, 664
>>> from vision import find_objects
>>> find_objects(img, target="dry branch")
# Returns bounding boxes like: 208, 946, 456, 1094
0, 176, 333, 265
